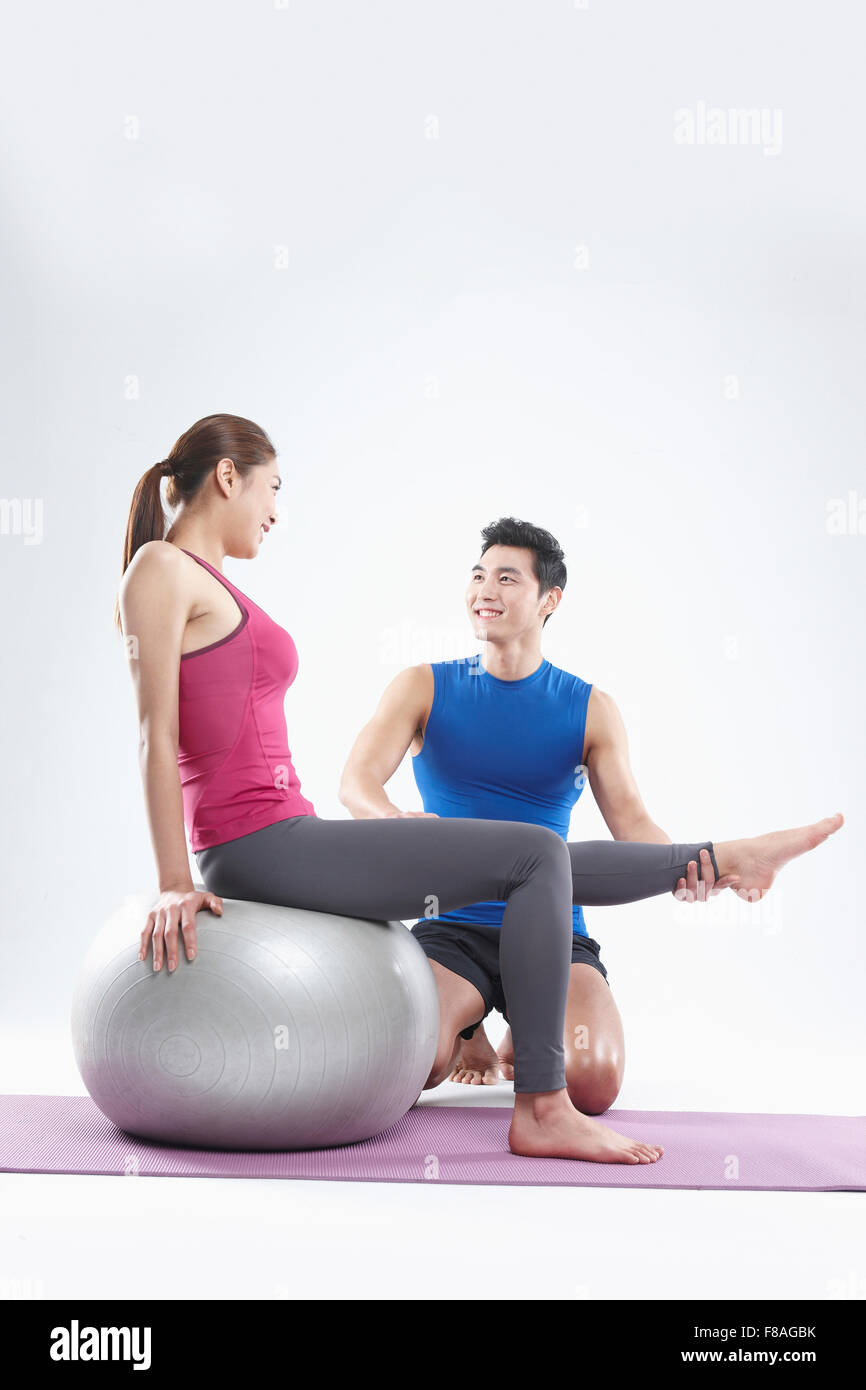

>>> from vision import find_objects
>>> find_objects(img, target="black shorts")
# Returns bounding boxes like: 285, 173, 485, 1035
410, 919, 610, 1040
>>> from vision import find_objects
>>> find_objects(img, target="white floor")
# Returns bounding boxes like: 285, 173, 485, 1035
2, 1029, 864, 1302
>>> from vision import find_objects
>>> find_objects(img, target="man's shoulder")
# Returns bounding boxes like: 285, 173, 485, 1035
546, 661, 593, 696
584, 686, 622, 753
431, 655, 483, 679
393, 662, 435, 688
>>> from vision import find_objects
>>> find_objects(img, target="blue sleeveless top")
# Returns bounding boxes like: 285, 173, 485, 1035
411, 654, 592, 936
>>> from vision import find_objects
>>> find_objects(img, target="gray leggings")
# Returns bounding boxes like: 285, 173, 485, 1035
195, 815, 720, 1094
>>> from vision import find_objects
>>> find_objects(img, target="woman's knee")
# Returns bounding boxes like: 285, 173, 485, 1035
519, 823, 572, 875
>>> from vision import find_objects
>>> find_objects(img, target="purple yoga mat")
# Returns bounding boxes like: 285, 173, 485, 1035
1, 1095, 864, 1189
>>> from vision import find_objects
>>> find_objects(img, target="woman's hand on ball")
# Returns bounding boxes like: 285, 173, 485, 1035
139, 887, 223, 972
383, 809, 440, 818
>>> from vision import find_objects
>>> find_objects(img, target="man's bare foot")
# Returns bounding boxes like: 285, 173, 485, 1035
448, 1025, 501, 1084
715, 813, 844, 899
497, 1027, 515, 1082
509, 1088, 663, 1164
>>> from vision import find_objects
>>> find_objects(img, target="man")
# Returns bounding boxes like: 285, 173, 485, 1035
338, 516, 723, 1111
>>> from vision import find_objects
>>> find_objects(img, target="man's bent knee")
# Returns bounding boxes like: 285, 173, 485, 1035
423, 1032, 464, 1089
565, 1056, 623, 1115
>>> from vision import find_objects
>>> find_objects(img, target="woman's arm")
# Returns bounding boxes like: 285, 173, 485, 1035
118, 541, 223, 967
120, 541, 192, 887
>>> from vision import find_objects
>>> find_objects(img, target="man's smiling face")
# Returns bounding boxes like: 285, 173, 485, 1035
466, 544, 558, 640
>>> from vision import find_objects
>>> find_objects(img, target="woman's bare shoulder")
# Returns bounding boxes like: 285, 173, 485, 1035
122, 540, 188, 588
119, 543, 198, 630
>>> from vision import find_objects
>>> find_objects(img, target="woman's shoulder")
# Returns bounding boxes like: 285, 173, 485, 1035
132, 538, 187, 565
124, 539, 188, 582
119, 541, 196, 612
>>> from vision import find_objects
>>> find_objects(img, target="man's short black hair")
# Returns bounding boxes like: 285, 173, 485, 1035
479, 517, 567, 627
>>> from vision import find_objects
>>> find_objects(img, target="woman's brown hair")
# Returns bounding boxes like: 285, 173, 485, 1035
113, 413, 276, 632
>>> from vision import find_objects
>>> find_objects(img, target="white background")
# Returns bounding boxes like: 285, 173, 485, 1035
0, 0, 863, 1300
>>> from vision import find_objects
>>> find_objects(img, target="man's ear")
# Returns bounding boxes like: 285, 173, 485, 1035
541, 586, 562, 619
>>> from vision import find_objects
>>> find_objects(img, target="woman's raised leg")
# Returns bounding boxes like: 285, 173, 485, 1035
196, 819, 754, 1097
196, 810, 843, 1164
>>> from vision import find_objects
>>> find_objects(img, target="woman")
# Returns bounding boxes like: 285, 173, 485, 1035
116, 413, 843, 1166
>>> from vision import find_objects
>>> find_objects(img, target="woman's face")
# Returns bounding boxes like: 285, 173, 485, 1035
225, 455, 282, 558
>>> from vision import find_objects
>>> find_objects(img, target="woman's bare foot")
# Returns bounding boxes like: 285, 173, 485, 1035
509, 1088, 663, 1164
715, 813, 844, 900
448, 1025, 501, 1084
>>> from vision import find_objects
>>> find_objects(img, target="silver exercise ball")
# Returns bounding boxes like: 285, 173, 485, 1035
71, 893, 440, 1151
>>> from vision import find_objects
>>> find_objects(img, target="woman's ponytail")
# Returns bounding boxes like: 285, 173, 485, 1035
112, 462, 170, 633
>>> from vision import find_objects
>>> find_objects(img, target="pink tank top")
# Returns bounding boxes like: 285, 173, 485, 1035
176, 548, 316, 850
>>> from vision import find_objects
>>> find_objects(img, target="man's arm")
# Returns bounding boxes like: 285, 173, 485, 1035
583, 687, 669, 843
338, 664, 435, 819
584, 687, 727, 898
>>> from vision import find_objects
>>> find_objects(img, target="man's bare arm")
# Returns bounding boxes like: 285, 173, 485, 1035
338, 664, 435, 819
584, 687, 729, 898
584, 688, 668, 842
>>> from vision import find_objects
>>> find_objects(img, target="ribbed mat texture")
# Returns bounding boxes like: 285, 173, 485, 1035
1, 1096, 863, 1189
